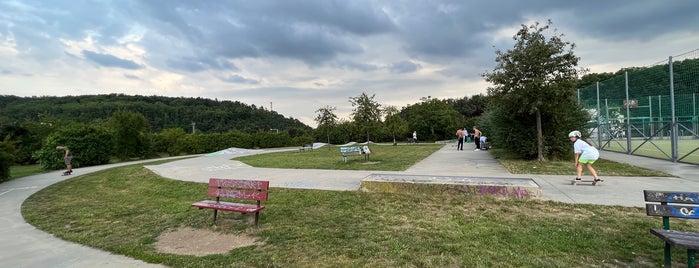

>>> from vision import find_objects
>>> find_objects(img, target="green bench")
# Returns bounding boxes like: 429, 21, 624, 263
644, 190, 699, 267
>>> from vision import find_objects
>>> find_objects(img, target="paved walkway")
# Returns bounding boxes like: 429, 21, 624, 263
1, 143, 697, 267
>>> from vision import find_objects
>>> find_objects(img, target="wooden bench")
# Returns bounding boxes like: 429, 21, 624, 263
340, 146, 370, 163
299, 143, 314, 152
644, 190, 699, 267
192, 178, 269, 227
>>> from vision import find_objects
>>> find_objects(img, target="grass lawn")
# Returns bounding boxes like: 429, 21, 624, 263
22, 163, 697, 267
235, 143, 443, 171
7, 164, 46, 181
599, 138, 699, 164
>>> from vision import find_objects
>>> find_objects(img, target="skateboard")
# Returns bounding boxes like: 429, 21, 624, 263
62, 171, 73, 176
571, 179, 603, 186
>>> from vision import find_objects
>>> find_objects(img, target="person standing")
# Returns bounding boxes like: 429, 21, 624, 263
56, 146, 73, 175
472, 126, 482, 151
568, 131, 600, 182
412, 131, 417, 143
455, 128, 464, 150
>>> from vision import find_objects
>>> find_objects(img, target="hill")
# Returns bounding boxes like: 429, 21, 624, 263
0, 94, 311, 133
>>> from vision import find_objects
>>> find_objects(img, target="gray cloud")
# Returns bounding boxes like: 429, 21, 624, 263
222, 74, 260, 84
1, 0, 698, 127
82, 51, 142, 70
389, 61, 421, 74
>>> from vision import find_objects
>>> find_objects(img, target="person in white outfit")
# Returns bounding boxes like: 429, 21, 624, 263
568, 130, 600, 182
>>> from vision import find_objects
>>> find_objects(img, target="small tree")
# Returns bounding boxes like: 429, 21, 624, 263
314, 105, 338, 145
108, 110, 151, 160
383, 106, 408, 145
0, 137, 16, 181
349, 93, 382, 142
483, 20, 587, 160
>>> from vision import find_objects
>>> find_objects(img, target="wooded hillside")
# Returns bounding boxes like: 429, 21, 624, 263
0, 94, 311, 133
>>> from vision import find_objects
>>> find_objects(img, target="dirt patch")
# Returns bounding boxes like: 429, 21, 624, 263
155, 227, 261, 256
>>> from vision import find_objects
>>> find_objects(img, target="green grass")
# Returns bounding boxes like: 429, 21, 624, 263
490, 149, 674, 177
235, 144, 443, 171
22, 163, 697, 267
600, 138, 699, 164
8, 164, 46, 180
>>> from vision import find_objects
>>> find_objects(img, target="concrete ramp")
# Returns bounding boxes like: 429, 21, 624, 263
360, 174, 540, 199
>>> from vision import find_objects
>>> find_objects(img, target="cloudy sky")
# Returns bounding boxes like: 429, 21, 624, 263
1, 1, 698, 127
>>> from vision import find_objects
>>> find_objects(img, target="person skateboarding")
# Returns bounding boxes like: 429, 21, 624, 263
568, 131, 600, 183
56, 146, 73, 175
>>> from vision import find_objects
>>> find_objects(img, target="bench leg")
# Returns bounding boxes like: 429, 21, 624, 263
254, 212, 259, 227
213, 209, 218, 223
342, 156, 347, 163
688, 249, 696, 268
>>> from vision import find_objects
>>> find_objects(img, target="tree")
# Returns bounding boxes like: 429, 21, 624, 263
483, 20, 587, 161
383, 105, 408, 145
0, 137, 16, 181
403, 97, 461, 141
314, 105, 338, 144
108, 110, 151, 160
349, 93, 382, 142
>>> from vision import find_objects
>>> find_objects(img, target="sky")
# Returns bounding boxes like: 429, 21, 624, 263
1, 1, 698, 127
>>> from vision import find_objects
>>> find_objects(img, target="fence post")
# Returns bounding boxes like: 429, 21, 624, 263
596, 82, 602, 148
625, 71, 632, 154
669, 56, 678, 162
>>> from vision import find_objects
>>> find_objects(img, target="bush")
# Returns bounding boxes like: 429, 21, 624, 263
0, 140, 16, 181
35, 124, 113, 170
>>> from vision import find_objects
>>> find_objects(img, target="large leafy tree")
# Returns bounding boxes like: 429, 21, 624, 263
349, 93, 382, 142
383, 105, 409, 145
108, 110, 151, 160
314, 105, 338, 144
403, 97, 462, 141
483, 20, 587, 161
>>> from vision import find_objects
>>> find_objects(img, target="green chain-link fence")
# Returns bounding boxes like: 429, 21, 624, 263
578, 49, 699, 164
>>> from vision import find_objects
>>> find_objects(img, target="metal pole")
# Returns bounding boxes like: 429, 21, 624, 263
669, 56, 678, 162
649, 96, 653, 137
596, 82, 601, 148
625, 71, 632, 154
605, 98, 610, 145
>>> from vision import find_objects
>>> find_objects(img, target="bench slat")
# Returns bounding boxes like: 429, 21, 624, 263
651, 229, 699, 250
209, 178, 269, 190
192, 200, 264, 213
207, 188, 269, 201
644, 190, 699, 204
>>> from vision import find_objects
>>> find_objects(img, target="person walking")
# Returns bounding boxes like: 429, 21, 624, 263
568, 130, 600, 182
412, 131, 418, 143
472, 126, 482, 151
56, 146, 73, 175
455, 128, 464, 150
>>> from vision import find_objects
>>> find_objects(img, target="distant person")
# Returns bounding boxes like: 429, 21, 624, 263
480, 136, 487, 150
56, 146, 73, 175
472, 126, 482, 151
568, 130, 600, 182
412, 131, 417, 143
463, 128, 469, 143
455, 128, 464, 150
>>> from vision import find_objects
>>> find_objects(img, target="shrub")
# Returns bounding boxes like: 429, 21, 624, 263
36, 124, 113, 170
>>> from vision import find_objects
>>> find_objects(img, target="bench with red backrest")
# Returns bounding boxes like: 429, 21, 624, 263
191, 178, 269, 227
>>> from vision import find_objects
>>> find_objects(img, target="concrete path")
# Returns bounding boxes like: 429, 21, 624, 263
1, 143, 697, 267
